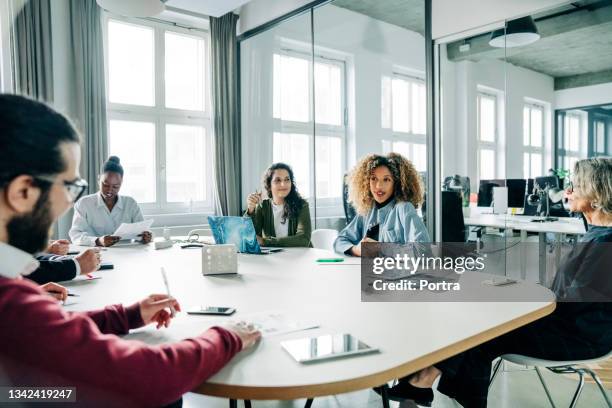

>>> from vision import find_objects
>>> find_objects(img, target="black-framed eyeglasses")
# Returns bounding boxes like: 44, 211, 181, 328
35, 175, 88, 203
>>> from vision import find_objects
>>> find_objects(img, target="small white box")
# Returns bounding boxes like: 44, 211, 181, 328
493, 186, 508, 215
202, 244, 238, 276
154, 239, 173, 250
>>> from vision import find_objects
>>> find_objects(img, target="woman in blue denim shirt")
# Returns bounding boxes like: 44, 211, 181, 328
334, 153, 430, 256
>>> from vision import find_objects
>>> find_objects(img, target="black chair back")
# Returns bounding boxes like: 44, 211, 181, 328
442, 191, 466, 242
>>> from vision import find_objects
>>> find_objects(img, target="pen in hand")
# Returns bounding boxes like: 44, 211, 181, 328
161, 267, 177, 317
47, 291, 78, 297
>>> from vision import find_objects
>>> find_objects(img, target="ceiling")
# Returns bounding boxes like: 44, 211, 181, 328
446, 0, 612, 88
165, 0, 253, 17
505, 14, 612, 78
333, 0, 425, 35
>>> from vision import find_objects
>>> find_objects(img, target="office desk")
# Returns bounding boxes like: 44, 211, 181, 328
464, 214, 586, 285
64, 246, 555, 402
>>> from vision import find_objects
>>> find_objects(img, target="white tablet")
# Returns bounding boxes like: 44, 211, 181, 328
281, 334, 378, 363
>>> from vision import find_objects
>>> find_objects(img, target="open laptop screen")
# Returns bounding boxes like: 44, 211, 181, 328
207, 216, 262, 253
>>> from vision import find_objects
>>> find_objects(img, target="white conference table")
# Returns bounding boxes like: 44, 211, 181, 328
64, 244, 555, 404
464, 213, 586, 285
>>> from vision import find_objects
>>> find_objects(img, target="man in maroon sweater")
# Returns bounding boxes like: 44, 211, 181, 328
0, 95, 261, 407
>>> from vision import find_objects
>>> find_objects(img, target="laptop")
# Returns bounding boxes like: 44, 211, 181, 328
207, 216, 282, 255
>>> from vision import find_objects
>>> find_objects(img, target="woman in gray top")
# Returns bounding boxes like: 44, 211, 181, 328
381, 157, 612, 408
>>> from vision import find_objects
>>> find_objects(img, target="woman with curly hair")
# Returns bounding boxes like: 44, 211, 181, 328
334, 153, 429, 256
245, 163, 311, 247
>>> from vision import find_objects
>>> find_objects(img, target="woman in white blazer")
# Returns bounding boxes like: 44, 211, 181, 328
69, 156, 152, 247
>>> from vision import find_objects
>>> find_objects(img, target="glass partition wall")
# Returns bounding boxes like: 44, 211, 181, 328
239, 11, 314, 221
239, 0, 428, 232
437, 21, 511, 279
437, 0, 612, 285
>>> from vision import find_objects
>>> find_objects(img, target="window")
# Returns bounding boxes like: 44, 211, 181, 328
523, 103, 544, 178
477, 91, 498, 180
381, 73, 426, 172
104, 17, 212, 214
562, 113, 584, 172
272, 50, 346, 203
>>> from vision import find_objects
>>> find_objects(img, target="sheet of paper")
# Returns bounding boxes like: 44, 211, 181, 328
223, 311, 319, 338
112, 219, 154, 240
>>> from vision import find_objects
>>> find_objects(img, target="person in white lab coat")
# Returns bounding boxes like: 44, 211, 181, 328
69, 156, 152, 247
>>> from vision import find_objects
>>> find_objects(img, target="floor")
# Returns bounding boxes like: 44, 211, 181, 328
585, 357, 612, 389
184, 362, 611, 407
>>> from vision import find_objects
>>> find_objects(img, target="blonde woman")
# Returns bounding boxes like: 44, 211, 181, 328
334, 153, 429, 256
384, 157, 612, 407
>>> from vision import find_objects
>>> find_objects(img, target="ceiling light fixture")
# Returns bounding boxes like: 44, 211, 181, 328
489, 16, 540, 48
96, 0, 167, 17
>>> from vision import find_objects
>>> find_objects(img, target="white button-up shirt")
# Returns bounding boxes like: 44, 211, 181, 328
0, 242, 39, 279
69, 193, 144, 246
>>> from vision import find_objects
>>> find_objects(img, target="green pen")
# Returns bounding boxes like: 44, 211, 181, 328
316, 258, 345, 263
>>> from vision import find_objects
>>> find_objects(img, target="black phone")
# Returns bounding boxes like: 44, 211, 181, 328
366, 224, 380, 240
98, 262, 114, 270
186, 306, 236, 316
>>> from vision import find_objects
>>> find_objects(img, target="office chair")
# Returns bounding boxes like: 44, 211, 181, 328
443, 174, 470, 207
442, 191, 467, 242
490, 350, 612, 408
311, 229, 338, 251
441, 191, 482, 257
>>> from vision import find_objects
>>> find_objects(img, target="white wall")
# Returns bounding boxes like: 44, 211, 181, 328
555, 82, 612, 110
432, 0, 569, 40
441, 52, 555, 191
240, 5, 425, 206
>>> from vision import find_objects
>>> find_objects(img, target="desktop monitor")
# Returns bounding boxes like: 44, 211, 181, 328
477, 179, 505, 207
506, 179, 527, 208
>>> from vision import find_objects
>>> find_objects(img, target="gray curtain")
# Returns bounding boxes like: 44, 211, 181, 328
11, 0, 54, 101
68, 0, 108, 191
210, 13, 241, 216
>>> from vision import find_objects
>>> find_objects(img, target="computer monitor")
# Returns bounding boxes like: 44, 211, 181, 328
506, 179, 527, 208
477, 179, 505, 207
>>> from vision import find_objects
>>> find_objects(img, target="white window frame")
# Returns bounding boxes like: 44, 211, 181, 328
382, 71, 427, 171
272, 46, 347, 214
476, 90, 499, 181
102, 14, 214, 217
562, 111, 586, 171
523, 102, 545, 178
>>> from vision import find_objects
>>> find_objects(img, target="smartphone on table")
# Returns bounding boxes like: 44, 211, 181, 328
186, 306, 236, 316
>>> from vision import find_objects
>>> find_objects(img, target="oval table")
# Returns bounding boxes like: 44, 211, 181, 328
64, 245, 555, 406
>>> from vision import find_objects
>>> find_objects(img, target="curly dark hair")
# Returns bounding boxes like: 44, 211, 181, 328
348, 153, 424, 215
262, 163, 305, 223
